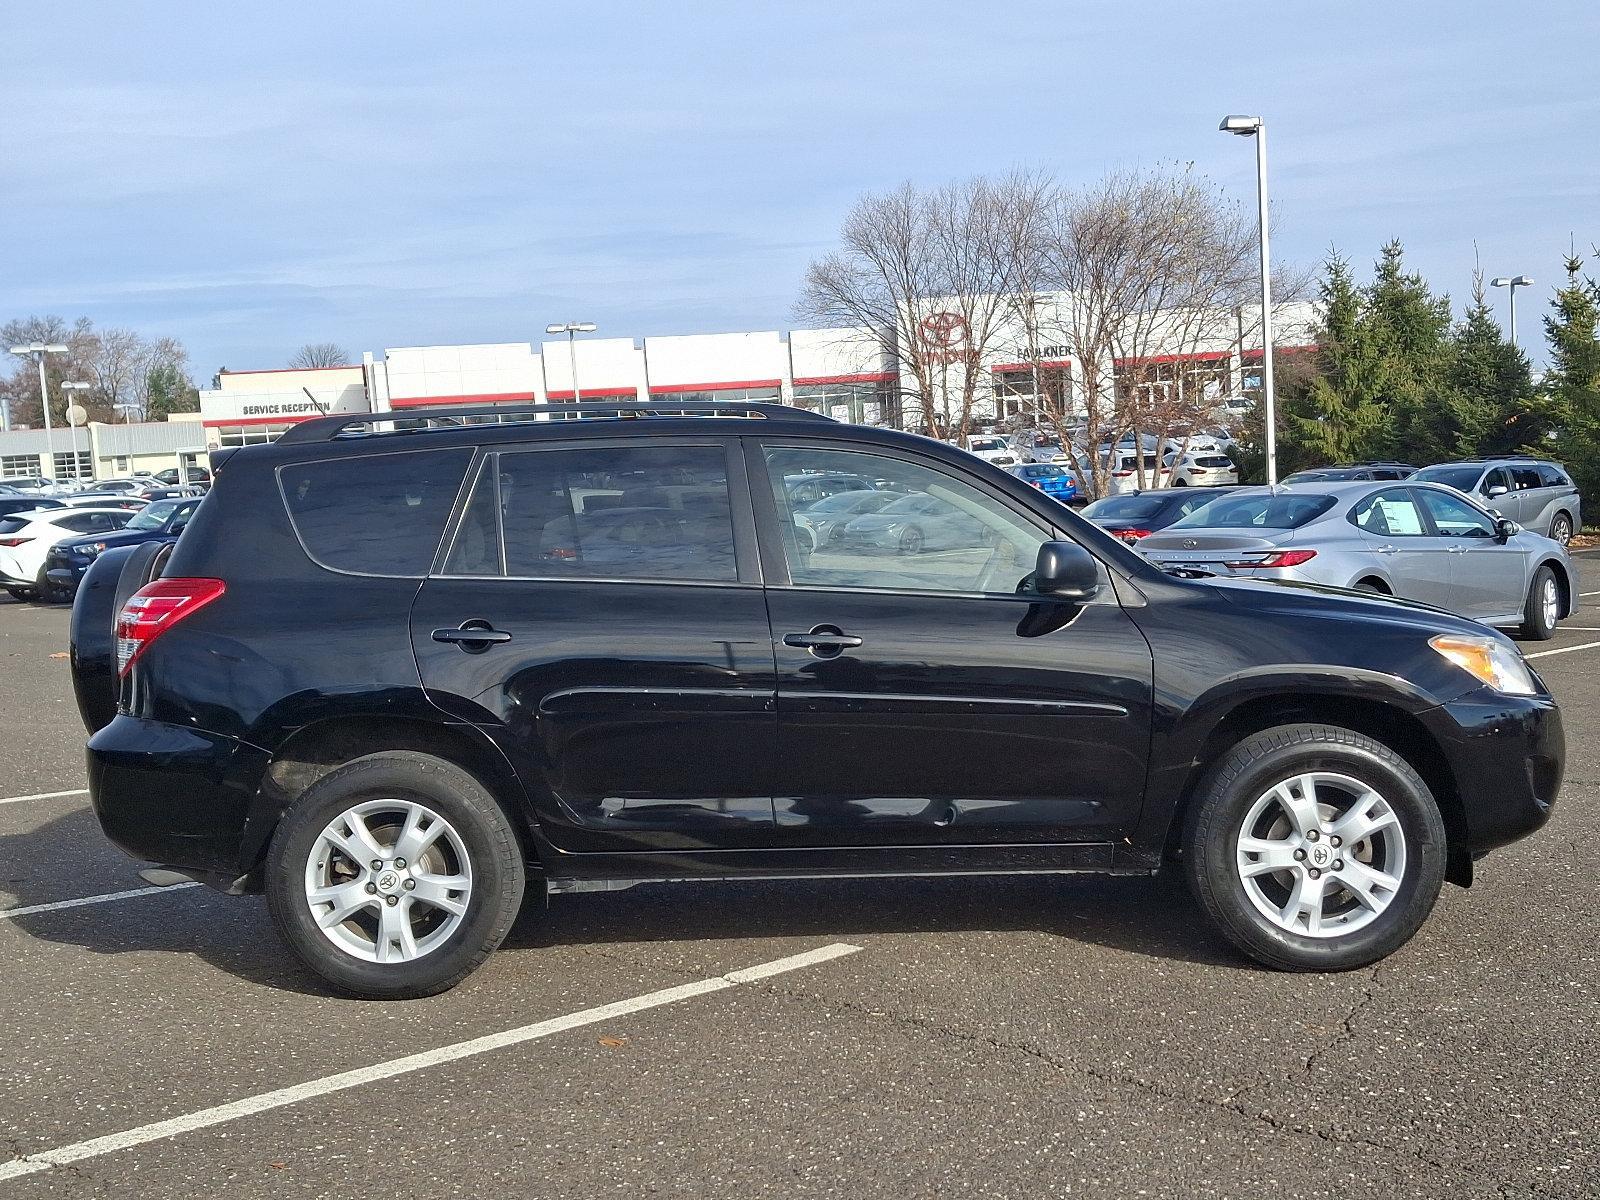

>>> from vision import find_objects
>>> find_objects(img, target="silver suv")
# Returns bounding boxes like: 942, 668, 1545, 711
1411, 458, 1581, 546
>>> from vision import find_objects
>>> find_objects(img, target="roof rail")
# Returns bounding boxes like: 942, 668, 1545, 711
276, 401, 834, 445
1451, 453, 1558, 464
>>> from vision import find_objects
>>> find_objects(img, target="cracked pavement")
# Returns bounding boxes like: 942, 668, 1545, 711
0, 575, 1596, 1199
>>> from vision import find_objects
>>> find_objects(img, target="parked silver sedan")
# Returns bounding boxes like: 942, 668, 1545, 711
1137, 481, 1577, 639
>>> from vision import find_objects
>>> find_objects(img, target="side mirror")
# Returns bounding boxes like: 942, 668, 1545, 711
1033, 540, 1101, 603
1495, 517, 1519, 543
1485, 484, 1509, 499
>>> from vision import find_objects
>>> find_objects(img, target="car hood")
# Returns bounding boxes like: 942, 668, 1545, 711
1190, 572, 1501, 642
53, 527, 171, 553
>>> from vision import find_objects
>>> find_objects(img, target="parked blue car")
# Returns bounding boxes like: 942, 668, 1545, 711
1006, 462, 1081, 505
42, 496, 201, 601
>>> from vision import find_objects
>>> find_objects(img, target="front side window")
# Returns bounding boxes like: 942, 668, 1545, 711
1511, 465, 1544, 491
762, 446, 1048, 595
445, 444, 737, 583
280, 448, 473, 576
1350, 489, 1427, 537
1416, 488, 1495, 538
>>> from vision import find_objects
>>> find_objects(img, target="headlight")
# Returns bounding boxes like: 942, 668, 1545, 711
81, 542, 107, 558
1429, 634, 1539, 696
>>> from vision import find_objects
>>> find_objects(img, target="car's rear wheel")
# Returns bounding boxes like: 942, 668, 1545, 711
1518, 565, 1560, 641
266, 751, 525, 999
1549, 512, 1573, 547
1185, 724, 1445, 971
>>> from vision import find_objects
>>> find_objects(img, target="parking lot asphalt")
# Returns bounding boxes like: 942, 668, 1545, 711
1, 569, 1597, 1199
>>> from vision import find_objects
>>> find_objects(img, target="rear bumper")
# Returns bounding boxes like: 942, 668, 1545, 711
1431, 689, 1563, 854
87, 716, 270, 877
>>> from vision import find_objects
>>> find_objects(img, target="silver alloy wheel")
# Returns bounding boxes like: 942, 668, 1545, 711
1234, 771, 1407, 939
1552, 515, 1572, 546
1541, 575, 1560, 630
304, 798, 473, 964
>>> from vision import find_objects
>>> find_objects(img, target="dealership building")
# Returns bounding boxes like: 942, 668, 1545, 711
197, 298, 1316, 450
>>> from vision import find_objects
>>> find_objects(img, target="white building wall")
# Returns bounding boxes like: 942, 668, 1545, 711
643, 332, 786, 394
382, 343, 543, 408
538, 337, 646, 400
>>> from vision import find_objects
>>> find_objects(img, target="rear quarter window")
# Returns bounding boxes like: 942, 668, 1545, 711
279, 448, 473, 576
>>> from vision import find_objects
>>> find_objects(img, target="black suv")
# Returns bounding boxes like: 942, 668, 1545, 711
72, 403, 1563, 998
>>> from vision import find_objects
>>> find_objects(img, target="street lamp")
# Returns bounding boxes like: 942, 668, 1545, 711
545, 321, 598, 404
1219, 114, 1278, 486
7, 342, 69, 469
1489, 275, 1534, 348
59, 381, 91, 483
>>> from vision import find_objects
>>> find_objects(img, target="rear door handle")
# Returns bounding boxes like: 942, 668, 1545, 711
1376, 545, 1400, 555
432, 622, 513, 651
1447, 545, 1468, 555
783, 627, 863, 656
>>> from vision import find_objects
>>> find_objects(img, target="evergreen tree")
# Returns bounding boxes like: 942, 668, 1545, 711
1278, 250, 1391, 467
1543, 252, 1600, 502
145, 362, 199, 417
1449, 274, 1543, 455
1363, 241, 1457, 463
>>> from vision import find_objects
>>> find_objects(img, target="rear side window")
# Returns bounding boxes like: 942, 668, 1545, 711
280, 448, 472, 576
1537, 464, 1567, 488
444, 444, 737, 583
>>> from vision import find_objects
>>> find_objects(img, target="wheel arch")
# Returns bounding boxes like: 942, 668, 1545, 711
237, 715, 542, 889
1538, 556, 1575, 618
1154, 690, 1471, 887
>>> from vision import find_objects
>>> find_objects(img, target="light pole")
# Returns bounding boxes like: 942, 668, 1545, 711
8, 342, 69, 472
1490, 275, 1533, 348
59, 381, 91, 483
545, 321, 597, 405
1219, 115, 1277, 486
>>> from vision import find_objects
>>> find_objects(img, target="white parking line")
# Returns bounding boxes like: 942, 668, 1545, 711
1528, 640, 1600, 660
0, 941, 861, 1181
0, 788, 88, 807
0, 882, 201, 920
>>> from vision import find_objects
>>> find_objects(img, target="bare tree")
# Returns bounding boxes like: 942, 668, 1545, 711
799, 172, 1053, 441
290, 342, 348, 369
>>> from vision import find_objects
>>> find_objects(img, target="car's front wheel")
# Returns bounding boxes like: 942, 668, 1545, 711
1518, 565, 1560, 641
266, 751, 525, 999
1185, 724, 1445, 971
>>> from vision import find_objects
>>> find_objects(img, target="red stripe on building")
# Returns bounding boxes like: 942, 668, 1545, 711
647, 379, 783, 395
791, 372, 897, 386
387, 391, 539, 409
990, 361, 1073, 373
542, 387, 642, 401
1112, 350, 1234, 368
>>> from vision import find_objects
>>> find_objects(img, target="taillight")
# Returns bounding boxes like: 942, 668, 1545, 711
1223, 549, 1317, 569
1112, 470, 1133, 478
0, 537, 32, 548
114, 578, 225, 678
1119, 528, 1153, 541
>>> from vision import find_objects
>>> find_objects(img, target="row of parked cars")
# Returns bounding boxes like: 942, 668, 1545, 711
1077, 455, 1582, 640
965, 429, 1242, 496
0, 473, 207, 601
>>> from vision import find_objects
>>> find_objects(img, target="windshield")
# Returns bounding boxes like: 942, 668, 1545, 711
1081, 495, 1168, 520
1169, 493, 1338, 530
1411, 465, 1483, 491
126, 500, 178, 530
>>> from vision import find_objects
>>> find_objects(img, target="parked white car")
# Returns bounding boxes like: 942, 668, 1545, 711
0, 507, 134, 600
964, 434, 1018, 467
1163, 450, 1240, 487
1104, 449, 1172, 495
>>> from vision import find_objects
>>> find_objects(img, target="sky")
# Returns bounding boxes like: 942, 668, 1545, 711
4, 1, 1597, 375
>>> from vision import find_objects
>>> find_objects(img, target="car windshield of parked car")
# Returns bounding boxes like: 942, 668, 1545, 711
1081, 495, 1168, 520
126, 499, 180, 531
968, 438, 1005, 452
1169, 493, 1338, 530
1411, 465, 1483, 491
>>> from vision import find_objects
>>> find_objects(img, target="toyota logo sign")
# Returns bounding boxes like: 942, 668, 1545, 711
919, 312, 968, 349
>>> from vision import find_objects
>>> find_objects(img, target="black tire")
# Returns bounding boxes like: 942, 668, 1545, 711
1185, 723, 1446, 972
266, 751, 525, 999
1549, 512, 1573, 547
1517, 565, 1559, 641
1172, 479, 1188, 486
34, 564, 63, 605
4, 586, 28, 601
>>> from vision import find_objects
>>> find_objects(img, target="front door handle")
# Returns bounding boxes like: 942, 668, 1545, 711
783, 627, 863, 657
432, 621, 513, 652
1447, 545, 1468, 555
1376, 545, 1400, 555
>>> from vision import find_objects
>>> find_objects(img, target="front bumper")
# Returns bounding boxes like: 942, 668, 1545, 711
1431, 688, 1563, 854
88, 715, 271, 878
45, 553, 91, 590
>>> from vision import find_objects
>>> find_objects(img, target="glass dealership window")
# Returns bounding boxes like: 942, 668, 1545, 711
52, 451, 93, 480
0, 454, 36, 479
217, 424, 292, 447
990, 366, 1069, 420
649, 386, 781, 406
792, 381, 899, 425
